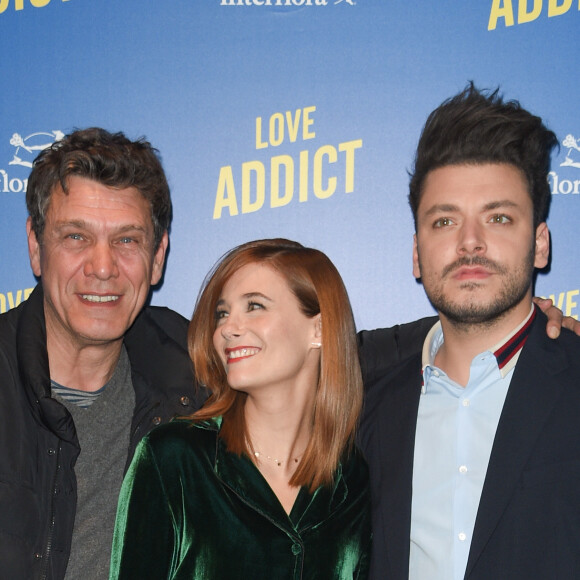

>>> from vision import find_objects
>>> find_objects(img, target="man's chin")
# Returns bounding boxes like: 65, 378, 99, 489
73, 324, 128, 347
435, 299, 512, 326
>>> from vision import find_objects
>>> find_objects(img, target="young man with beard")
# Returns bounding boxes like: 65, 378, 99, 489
359, 85, 580, 580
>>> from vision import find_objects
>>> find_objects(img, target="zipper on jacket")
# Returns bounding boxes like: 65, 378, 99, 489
40, 442, 61, 580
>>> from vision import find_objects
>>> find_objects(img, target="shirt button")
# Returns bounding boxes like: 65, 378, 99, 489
459, 465, 468, 474
47, 448, 56, 456
152, 416, 161, 426
462, 399, 470, 407
180, 396, 190, 406
458, 532, 467, 541
291, 543, 302, 555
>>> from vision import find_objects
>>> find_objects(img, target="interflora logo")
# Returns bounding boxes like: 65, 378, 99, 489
549, 133, 580, 196
1, 130, 64, 193
219, 0, 356, 6
0, 0, 71, 14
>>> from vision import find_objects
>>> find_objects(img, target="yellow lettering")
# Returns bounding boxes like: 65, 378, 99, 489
299, 150, 309, 202
566, 289, 579, 319
269, 113, 284, 147
548, 0, 572, 15
488, 0, 515, 29
302, 106, 316, 140
0, 289, 32, 312
30, 0, 51, 6
0, 0, 9, 14
549, 292, 566, 310
242, 160, 265, 213
285, 110, 301, 143
270, 155, 294, 208
255, 117, 268, 150
518, 0, 542, 22
313, 145, 337, 199
213, 166, 238, 219
339, 139, 363, 193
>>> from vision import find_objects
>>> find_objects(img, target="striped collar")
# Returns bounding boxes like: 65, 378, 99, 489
421, 304, 537, 390
491, 304, 536, 376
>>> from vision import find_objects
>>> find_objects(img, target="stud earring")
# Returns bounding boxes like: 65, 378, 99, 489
311, 342, 321, 348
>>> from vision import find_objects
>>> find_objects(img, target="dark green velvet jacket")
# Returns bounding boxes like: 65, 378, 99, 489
110, 418, 371, 579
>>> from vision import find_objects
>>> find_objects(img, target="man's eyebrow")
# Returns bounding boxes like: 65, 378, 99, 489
423, 203, 459, 217
423, 199, 520, 217
481, 200, 520, 211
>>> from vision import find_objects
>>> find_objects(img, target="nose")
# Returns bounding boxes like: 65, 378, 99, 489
457, 219, 486, 256
83, 242, 119, 280
219, 312, 243, 340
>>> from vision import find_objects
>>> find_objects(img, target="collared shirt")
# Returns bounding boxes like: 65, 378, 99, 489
409, 306, 536, 580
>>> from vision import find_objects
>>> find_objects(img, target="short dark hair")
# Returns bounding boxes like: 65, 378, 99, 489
26, 127, 172, 249
408, 83, 558, 229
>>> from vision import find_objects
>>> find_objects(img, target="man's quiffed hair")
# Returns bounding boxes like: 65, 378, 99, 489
408, 82, 558, 229
26, 127, 172, 249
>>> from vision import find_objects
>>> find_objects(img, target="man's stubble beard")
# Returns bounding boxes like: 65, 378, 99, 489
419, 243, 536, 332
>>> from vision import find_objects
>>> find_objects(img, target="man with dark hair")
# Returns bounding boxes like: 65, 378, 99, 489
359, 85, 580, 579
0, 128, 205, 579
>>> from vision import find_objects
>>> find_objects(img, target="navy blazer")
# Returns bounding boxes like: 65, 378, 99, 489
359, 310, 580, 580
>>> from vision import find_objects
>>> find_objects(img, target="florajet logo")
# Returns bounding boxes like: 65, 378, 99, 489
548, 132, 580, 195
1, 130, 63, 193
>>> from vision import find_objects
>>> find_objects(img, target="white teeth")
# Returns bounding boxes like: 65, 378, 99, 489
227, 348, 260, 360
82, 295, 119, 303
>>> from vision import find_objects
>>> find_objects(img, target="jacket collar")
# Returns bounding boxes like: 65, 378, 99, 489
16, 284, 78, 444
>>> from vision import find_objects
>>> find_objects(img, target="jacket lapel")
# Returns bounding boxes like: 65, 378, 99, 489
465, 316, 568, 577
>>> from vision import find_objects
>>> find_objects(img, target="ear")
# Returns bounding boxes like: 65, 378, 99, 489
309, 314, 322, 349
412, 233, 421, 279
533, 222, 550, 269
150, 230, 169, 285
314, 314, 322, 339
26, 218, 42, 277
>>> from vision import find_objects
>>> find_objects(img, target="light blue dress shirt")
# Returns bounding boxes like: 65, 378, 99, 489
409, 307, 534, 580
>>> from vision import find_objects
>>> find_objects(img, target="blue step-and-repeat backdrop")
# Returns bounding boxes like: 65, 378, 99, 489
1, 0, 578, 330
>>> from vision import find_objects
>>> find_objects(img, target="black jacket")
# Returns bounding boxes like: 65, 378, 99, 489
359, 312, 580, 579
0, 285, 206, 580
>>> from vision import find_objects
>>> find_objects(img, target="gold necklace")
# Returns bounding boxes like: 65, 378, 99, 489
253, 450, 302, 467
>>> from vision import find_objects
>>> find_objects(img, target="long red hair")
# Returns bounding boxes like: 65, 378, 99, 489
188, 239, 362, 491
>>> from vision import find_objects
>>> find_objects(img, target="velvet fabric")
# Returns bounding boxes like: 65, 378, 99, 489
110, 418, 371, 579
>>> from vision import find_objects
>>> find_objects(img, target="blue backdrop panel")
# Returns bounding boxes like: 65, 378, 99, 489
1, 0, 578, 329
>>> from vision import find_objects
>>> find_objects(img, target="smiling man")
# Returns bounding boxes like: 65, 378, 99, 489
359, 85, 580, 579
0, 129, 204, 580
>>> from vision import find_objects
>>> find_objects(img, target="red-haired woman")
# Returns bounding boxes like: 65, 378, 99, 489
110, 239, 370, 579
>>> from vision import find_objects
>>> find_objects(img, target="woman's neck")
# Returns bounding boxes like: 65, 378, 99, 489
244, 387, 315, 514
